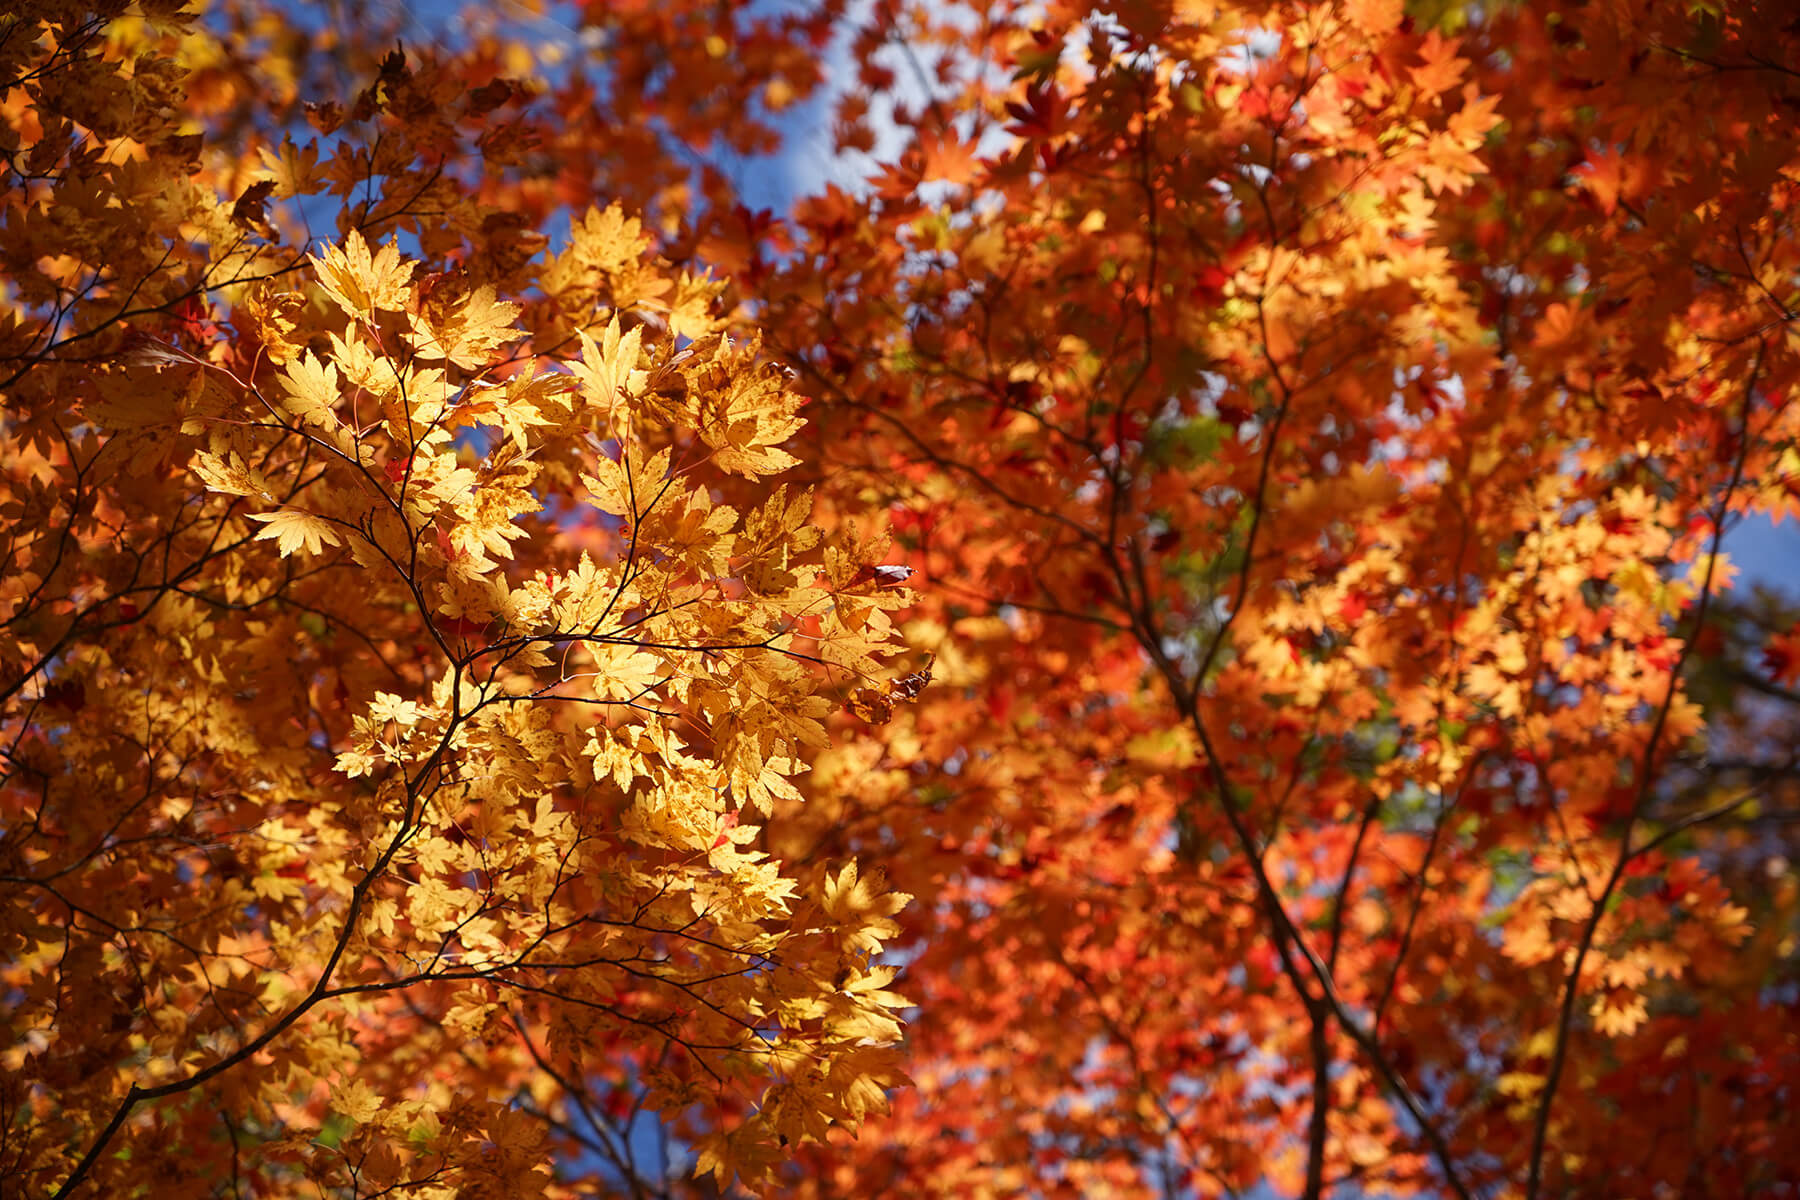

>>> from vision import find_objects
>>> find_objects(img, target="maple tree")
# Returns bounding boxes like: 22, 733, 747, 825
762, 0, 1800, 1195
0, 5, 913, 1196
4, 1, 1800, 1198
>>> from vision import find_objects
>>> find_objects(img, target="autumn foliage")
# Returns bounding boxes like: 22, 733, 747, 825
4, 0, 1800, 1197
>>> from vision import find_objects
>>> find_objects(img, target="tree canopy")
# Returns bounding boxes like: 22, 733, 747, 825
3, 1, 1799, 1197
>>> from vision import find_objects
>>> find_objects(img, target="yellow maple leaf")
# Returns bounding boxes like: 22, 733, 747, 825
277, 351, 342, 428
665, 270, 725, 341
408, 284, 521, 370
1687, 550, 1739, 595
582, 446, 673, 518
249, 509, 342, 557
572, 315, 646, 423
311, 229, 414, 318
257, 137, 324, 197
330, 1078, 383, 1123
589, 644, 664, 703
191, 448, 274, 499
571, 202, 651, 275
1590, 990, 1649, 1037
